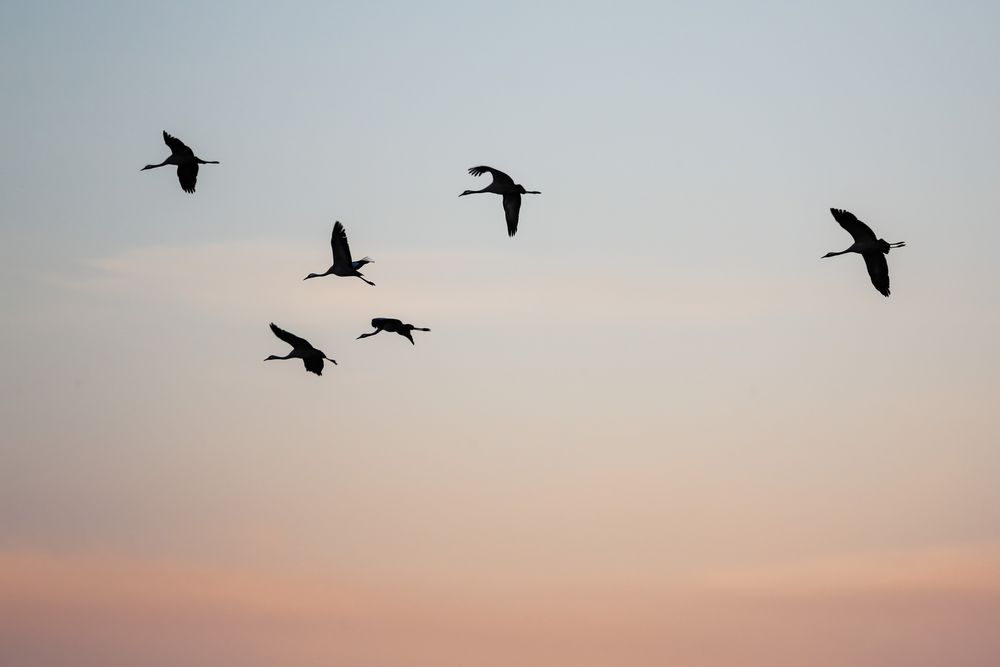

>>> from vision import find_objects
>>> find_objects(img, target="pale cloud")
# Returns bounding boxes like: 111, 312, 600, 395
690, 543, 1000, 595
2, 545, 999, 667
48, 239, 822, 330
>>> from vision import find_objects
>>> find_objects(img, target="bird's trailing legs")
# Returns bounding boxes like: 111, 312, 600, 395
402, 327, 430, 345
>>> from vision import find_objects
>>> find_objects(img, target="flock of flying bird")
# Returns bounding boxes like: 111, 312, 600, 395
142, 130, 906, 375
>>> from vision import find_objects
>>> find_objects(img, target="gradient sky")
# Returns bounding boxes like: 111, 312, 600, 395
2, 1, 1000, 665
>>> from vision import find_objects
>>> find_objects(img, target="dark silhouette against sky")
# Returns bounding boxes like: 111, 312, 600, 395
303, 221, 376, 286
460, 165, 540, 237
141, 130, 219, 194
265, 322, 337, 375
357, 317, 431, 345
823, 208, 906, 297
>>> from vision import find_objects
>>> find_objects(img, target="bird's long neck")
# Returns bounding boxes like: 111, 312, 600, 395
460, 187, 491, 196
304, 267, 335, 280
823, 248, 852, 258
142, 158, 170, 170
265, 352, 295, 361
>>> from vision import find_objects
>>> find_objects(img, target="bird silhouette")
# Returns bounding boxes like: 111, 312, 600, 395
356, 318, 430, 345
264, 323, 337, 375
304, 221, 375, 286
823, 208, 906, 297
141, 131, 219, 193
459, 166, 540, 237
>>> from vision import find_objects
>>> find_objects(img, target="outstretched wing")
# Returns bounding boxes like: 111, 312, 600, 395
371, 317, 402, 330
303, 354, 325, 376
270, 322, 312, 350
330, 221, 353, 267
469, 166, 515, 188
862, 252, 890, 297
162, 131, 194, 158
830, 208, 877, 243
177, 162, 198, 193
502, 192, 521, 237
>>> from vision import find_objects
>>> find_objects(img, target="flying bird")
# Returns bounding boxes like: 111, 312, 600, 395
141, 131, 219, 193
264, 323, 337, 376
304, 221, 375, 286
823, 208, 906, 297
460, 166, 540, 237
357, 318, 430, 345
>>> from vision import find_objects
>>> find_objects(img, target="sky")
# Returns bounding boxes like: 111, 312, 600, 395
2, 1, 1000, 665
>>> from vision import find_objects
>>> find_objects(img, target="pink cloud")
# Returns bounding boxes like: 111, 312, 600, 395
2, 546, 999, 667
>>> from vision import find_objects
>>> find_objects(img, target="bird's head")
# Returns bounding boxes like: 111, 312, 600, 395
459, 189, 475, 197
821, 251, 838, 258
303, 273, 320, 280
263, 355, 281, 361
140, 164, 156, 171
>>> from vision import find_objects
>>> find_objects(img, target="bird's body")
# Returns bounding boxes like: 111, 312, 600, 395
460, 166, 540, 237
823, 208, 906, 297
304, 221, 375, 286
141, 131, 219, 193
264, 323, 337, 375
357, 317, 430, 345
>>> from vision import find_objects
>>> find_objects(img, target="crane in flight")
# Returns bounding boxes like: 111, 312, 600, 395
141, 131, 219, 193
823, 208, 906, 297
304, 221, 375, 286
356, 318, 430, 345
264, 323, 337, 376
460, 166, 540, 237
